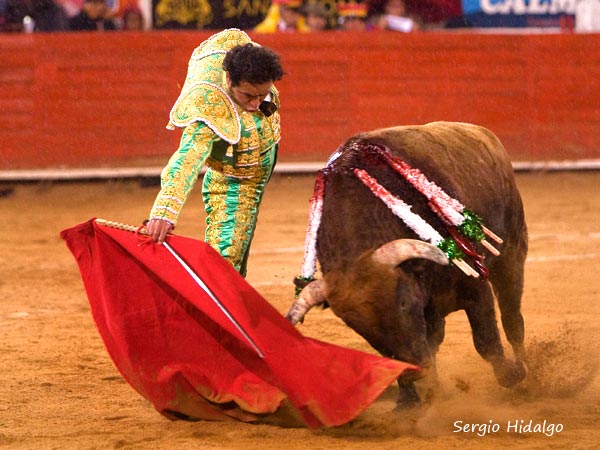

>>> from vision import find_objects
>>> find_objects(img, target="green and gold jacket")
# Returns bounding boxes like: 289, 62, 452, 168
150, 29, 281, 226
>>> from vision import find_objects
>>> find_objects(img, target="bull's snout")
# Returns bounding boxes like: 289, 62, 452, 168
285, 279, 327, 325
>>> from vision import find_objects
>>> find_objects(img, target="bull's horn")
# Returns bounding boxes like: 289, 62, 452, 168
372, 239, 449, 267
285, 279, 327, 325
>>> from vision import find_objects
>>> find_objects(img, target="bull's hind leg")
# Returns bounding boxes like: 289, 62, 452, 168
464, 283, 526, 388
489, 254, 527, 364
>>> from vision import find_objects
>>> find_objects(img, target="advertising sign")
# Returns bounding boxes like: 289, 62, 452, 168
153, 0, 270, 29
462, 0, 576, 27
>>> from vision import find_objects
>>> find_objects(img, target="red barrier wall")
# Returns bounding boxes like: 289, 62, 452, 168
1, 31, 599, 170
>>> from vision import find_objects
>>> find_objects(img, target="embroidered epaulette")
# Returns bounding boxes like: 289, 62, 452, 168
168, 82, 240, 144
166, 29, 255, 144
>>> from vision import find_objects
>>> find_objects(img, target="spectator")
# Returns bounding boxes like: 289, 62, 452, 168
68, 0, 116, 31
30, 0, 69, 32
337, 1, 369, 31
369, 0, 421, 32
2, 0, 30, 32
254, 0, 310, 33
304, 2, 330, 31
121, 4, 144, 30
58, 0, 82, 18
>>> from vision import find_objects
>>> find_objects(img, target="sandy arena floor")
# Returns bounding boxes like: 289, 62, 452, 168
1, 171, 599, 449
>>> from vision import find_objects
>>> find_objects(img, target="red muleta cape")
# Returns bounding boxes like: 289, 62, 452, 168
61, 219, 418, 428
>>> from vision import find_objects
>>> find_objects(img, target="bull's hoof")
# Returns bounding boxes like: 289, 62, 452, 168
394, 383, 421, 410
494, 359, 527, 388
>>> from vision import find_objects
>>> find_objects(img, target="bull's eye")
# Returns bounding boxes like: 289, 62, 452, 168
395, 280, 410, 310
399, 259, 428, 274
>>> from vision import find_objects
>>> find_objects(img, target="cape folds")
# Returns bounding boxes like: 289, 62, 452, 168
60, 219, 417, 428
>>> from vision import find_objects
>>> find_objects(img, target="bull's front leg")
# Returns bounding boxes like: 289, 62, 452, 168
395, 380, 421, 409
285, 279, 327, 325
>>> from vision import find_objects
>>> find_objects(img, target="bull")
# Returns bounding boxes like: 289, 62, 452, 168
286, 122, 528, 407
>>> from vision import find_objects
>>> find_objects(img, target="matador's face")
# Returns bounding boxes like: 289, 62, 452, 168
226, 76, 273, 113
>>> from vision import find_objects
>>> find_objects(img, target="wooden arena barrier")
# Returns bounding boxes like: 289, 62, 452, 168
1, 31, 599, 170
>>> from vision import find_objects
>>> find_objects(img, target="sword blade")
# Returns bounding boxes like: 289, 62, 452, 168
162, 242, 265, 359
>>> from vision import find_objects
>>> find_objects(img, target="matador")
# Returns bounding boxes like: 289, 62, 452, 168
147, 29, 284, 276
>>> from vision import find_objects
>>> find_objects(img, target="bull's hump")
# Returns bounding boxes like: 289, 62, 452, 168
363, 122, 482, 142
357, 122, 508, 170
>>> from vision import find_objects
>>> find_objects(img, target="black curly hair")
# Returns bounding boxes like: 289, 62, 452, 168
223, 43, 285, 87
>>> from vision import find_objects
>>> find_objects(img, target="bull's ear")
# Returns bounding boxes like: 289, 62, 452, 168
372, 239, 449, 267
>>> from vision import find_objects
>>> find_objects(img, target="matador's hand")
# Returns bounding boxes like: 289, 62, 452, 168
146, 218, 173, 244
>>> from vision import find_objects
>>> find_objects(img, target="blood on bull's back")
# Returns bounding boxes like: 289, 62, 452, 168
318, 121, 526, 272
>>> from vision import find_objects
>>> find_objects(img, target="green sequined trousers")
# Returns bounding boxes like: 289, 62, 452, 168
202, 144, 277, 277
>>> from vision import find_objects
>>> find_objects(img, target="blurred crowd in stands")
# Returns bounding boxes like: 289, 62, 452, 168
0, 0, 145, 32
254, 0, 427, 32
1, 0, 599, 33
0, 0, 453, 33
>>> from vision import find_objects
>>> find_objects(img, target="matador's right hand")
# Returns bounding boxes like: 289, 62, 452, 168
146, 218, 174, 245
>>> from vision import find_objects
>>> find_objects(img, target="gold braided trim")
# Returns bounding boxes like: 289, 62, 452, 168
206, 158, 264, 179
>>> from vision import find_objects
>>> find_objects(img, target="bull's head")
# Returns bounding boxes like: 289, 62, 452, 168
286, 239, 448, 367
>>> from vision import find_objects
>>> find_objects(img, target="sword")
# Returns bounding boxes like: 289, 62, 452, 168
161, 241, 265, 358
96, 219, 265, 359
